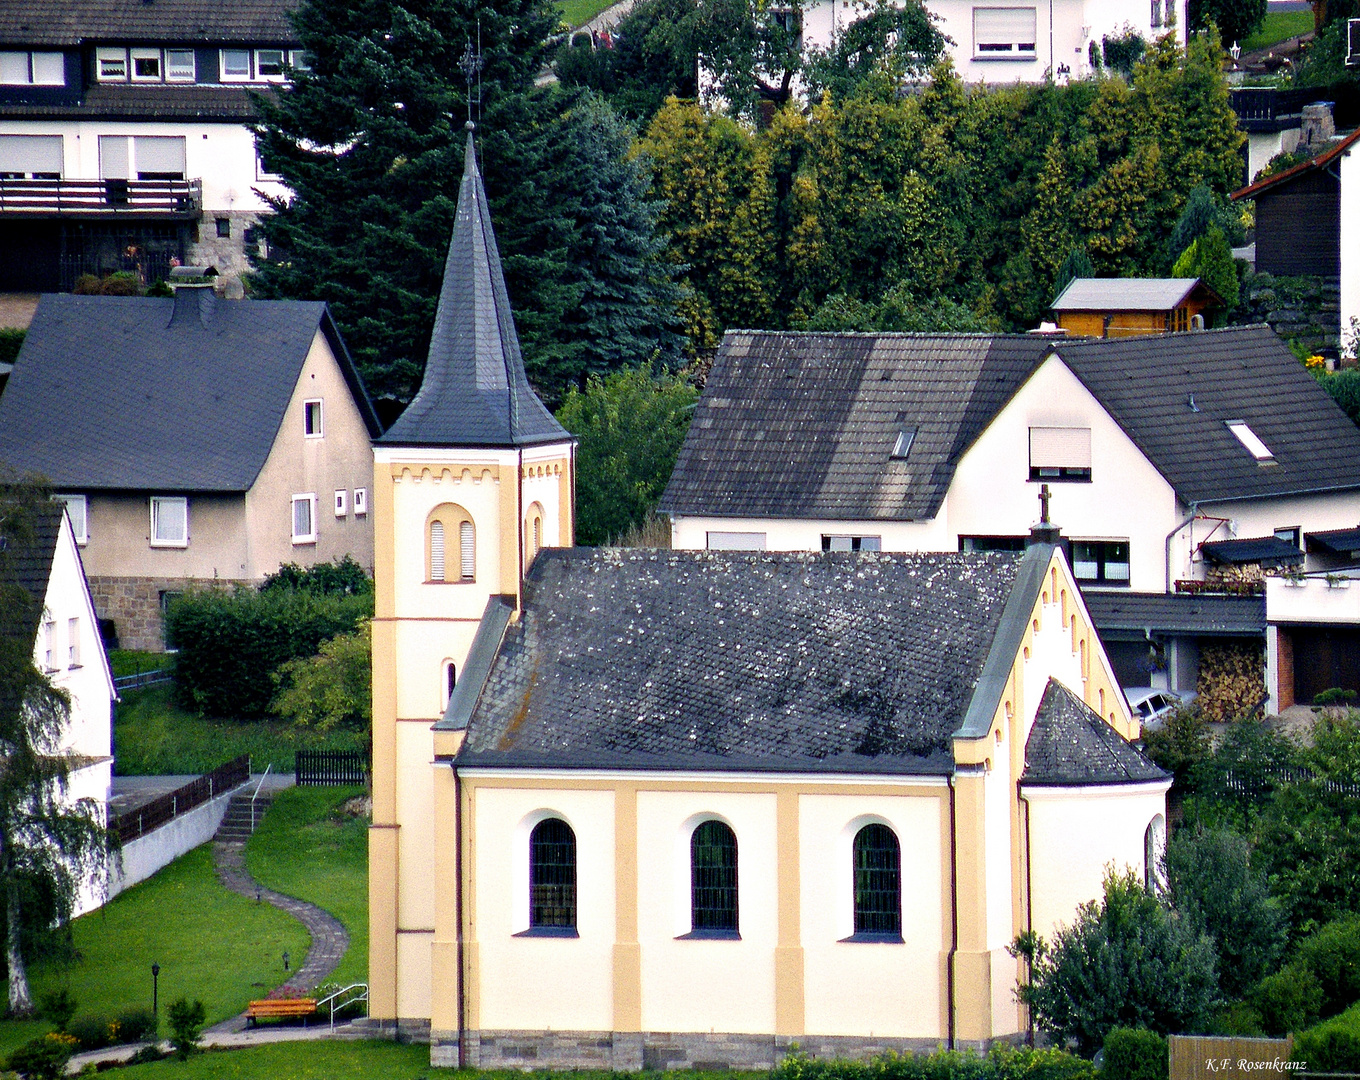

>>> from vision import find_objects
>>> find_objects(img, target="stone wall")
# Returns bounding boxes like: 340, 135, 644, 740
88, 575, 248, 652
187, 210, 265, 299
427, 1030, 950, 1071
1235, 272, 1341, 352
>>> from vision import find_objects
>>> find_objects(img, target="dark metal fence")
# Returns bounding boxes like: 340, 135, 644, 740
112, 668, 173, 693
110, 754, 250, 844
296, 750, 368, 786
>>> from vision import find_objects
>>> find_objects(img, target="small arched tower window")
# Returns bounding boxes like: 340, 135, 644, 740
1144, 814, 1167, 894
427, 504, 475, 583
529, 818, 576, 930
442, 660, 457, 708
853, 823, 902, 938
525, 501, 546, 569
691, 820, 738, 935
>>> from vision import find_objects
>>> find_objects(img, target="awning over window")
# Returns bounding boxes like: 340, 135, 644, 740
1201, 535, 1303, 567
1306, 528, 1360, 557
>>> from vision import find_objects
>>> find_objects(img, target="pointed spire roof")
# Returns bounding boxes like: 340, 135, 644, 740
380, 130, 570, 448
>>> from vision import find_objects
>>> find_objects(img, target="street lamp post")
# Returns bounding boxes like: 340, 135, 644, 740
151, 962, 160, 1018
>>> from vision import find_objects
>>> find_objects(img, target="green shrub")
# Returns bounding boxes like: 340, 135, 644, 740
36, 988, 76, 1032
1297, 916, 1360, 1017
166, 997, 206, 1060
1313, 688, 1358, 707
166, 585, 372, 717
66, 1014, 112, 1051
1101, 1028, 1168, 1080
260, 555, 371, 596
1294, 1007, 1360, 1072
1255, 964, 1324, 1036
270, 621, 371, 735
7, 1033, 77, 1080
0, 327, 24, 367
115, 1006, 157, 1043
770, 1045, 1096, 1080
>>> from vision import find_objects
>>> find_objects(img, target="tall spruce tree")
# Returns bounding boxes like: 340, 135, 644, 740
252, 0, 680, 405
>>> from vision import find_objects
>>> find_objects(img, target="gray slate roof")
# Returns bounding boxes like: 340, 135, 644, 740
0, 84, 258, 121
1023, 679, 1168, 786
1056, 325, 1360, 504
1082, 590, 1266, 638
0, 502, 61, 647
0, 291, 380, 492
659, 332, 1053, 522
0, 0, 299, 47
380, 134, 568, 449
1050, 277, 1203, 311
662, 325, 1360, 522
455, 547, 1043, 774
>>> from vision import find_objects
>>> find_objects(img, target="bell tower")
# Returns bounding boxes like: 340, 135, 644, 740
368, 126, 575, 1028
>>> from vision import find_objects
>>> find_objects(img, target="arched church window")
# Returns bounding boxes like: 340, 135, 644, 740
529, 818, 576, 929
853, 823, 902, 937
691, 819, 738, 935
1144, 814, 1166, 894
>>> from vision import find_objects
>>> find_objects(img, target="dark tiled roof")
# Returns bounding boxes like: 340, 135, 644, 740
1023, 679, 1168, 787
1201, 535, 1304, 566
0, 84, 259, 121
457, 547, 1039, 773
1083, 590, 1266, 637
0, 501, 61, 646
658, 332, 1053, 521
0, 0, 300, 47
1056, 326, 1360, 504
381, 134, 568, 449
1233, 127, 1360, 201
1307, 527, 1360, 556
0, 291, 380, 492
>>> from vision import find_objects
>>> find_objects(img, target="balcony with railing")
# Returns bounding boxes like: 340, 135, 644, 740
0, 177, 201, 219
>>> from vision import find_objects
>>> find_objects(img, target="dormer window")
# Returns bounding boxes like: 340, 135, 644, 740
256, 49, 286, 80
891, 427, 916, 459
97, 47, 127, 80
166, 49, 196, 81
1226, 420, 1274, 463
221, 49, 251, 81
130, 48, 162, 81
0, 51, 63, 85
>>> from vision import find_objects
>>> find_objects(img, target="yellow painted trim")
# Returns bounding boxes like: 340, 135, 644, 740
775, 788, 804, 1036
613, 783, 641, 1031
434, 730, 466, 757
558, 453, 574, 547
463, 778, 479, 1031
368, 823, 399, 1019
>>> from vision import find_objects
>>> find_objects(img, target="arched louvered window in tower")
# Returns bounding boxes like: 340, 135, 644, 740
533, 515, 542, 553
460, 520, 475, 581
429, 520, 445, 582
690, 820, 738, 935
529, 818, 576, 930
853, 823, 902, 938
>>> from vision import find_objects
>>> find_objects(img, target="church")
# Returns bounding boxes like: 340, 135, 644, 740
368, 131, 1170, 1069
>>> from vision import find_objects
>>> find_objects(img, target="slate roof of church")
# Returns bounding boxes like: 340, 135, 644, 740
380, 133, 569, 449
660, 325, 1360, 521
0, 0, 299, 47
0, 291, 380, 492
1023, 678, 1167, 787
452, 546, 1050, 774
0, 502, 61, 647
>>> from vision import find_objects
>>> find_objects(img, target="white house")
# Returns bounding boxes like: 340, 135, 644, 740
799, 0, 1186, 84
0, 0, 301, 293
1, 500, 116, 916
659, 326, 1360, 694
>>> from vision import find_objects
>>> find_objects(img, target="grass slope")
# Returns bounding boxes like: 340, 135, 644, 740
117, 1040, 431, 1078
245, 786, 369, 989
558, 0, 617, 30
114, 687, 356, 775
1, 845, 309, 1049
1242, 11, 1313, 50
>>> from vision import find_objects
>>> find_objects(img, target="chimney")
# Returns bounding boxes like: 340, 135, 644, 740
1300, 102, 1336, 152
168, 281, 217, 328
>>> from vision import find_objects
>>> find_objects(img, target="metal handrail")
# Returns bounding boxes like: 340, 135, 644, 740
250, 763, 273, 832
315, 982, 368, 1029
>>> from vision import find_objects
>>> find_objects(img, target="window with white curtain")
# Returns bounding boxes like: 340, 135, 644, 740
291, 494, 316, 544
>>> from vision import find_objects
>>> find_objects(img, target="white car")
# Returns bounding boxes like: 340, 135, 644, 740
1125, 687, 1197, 732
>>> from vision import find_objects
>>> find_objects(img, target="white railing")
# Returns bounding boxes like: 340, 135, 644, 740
250, 763, 273, 832
315, 982, 369, 1029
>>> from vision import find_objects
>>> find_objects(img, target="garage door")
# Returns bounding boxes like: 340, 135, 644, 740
1290, 626, 1360, 703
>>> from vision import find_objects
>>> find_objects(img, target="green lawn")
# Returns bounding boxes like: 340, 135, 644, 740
117, 1040, 433, 1078
1242, 10, 1313, 50
246, 786, 369, 989
0, 845, 309, 1053
114, 686, 356, 775
558, 0, 618, 30
108, 649, 170, 679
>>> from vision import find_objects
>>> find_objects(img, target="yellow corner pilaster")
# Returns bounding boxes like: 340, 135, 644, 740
430, 764, 460, 1035
775, 788, 804, 1036
613, 783, 641, 1032
369, 824, 399, 1019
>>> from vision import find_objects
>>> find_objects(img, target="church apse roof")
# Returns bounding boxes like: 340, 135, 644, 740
1023, 678, 1167, 787
454, 546, 1053, 774
380, 132, 569, 449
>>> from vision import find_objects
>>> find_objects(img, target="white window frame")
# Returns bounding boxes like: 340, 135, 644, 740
43, 619, 56, 672
304, 399, 323, 438
220, 48, 251, 81
68, 617, 80, 668
289, 49, 311, 72
165, 48, 196, 82
56, 494, 87, 544
334, 490, 348, 517
0, 52, 29, 85
973, 6, 1038, 58
292, 494, 317, 545
149, 496, 188, 548
1226, 420, 1275, 462
353, 488, 368, 516
96, 47, 128, 81
31, 52, 63, 85
130, 47, 163, 82
255, 48, 287, 81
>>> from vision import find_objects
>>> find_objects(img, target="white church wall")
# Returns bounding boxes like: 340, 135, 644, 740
799, 790, 946, 1039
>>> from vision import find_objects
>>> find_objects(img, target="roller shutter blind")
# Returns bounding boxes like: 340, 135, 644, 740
0, 135, 62, 176
974, 7, 1037, 53
134, 135, 186, 178
1029, 427, 1091, 468
99, 136, 129, 179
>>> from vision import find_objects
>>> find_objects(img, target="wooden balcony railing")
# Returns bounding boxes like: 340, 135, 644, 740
0, 177, 202, 218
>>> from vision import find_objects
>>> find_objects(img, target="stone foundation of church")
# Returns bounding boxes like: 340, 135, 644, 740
428, 1030, 951, 1071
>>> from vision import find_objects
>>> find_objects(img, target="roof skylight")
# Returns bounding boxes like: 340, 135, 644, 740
891, 427, 917, 459
1225, 420, 1274, 462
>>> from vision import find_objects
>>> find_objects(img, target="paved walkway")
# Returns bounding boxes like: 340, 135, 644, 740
205, 840, 350, 1034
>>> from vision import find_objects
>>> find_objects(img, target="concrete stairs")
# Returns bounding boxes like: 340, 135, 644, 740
214, 790, 272, 842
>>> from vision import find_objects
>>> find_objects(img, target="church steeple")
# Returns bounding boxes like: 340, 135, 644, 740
380, 127, 568, 448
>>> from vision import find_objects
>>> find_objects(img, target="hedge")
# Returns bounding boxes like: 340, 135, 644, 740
1294, 1003, 1360, 1073
771, 1045, 1096, 1080
166, 585, 372, 717
1101, 1029, 1168, 1080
